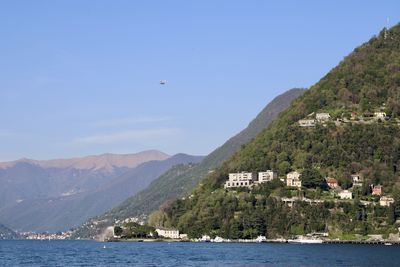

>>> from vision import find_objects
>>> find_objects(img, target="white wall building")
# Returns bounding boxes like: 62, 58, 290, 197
339, 190, 352, 200
316, 113, 331, 122
298, 119, 316, 127
374, 112, 386, 119
286, 171, 302, 188
156, 228, 180, 239
380, 196, 394, 207
351, 174, 363, 187
257, 170, 277, 183
224, 172, 256, 188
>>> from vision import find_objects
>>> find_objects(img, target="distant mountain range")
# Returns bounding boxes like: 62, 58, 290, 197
74, 88, 305, 238
0, 151, 203, 232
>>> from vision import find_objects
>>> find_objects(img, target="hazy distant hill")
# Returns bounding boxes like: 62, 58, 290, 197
103, 88, 305, 217
0, 150, 169, 208
0, 151, 202, 232
74, 88, 305, 238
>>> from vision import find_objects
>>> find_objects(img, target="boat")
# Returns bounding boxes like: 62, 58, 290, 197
384, 242, 393, 246
212, 236, 224, 243
255, 236, 267, 243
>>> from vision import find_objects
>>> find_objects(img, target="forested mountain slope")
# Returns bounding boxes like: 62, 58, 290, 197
157, 24, 400, 239
73, 88, 304, 238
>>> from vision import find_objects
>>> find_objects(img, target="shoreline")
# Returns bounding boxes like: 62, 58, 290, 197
105, 238, 400, 245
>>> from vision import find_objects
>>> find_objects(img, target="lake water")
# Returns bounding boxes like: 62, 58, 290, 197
0, 240, 398, 266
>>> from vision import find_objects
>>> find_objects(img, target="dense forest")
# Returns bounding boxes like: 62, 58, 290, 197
150, 24, 400, 239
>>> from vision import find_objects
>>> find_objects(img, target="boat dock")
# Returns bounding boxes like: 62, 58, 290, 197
323, 240, 400, 245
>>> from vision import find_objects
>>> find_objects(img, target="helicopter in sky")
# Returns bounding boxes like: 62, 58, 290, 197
159, 80, 167, 85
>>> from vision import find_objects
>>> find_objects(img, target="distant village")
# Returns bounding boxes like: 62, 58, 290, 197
22, 231, 73, 240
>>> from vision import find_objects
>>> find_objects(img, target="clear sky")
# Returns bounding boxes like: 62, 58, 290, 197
1, 1, 400, 161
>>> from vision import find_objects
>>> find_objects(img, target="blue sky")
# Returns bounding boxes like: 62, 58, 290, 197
1, 1, 399, 161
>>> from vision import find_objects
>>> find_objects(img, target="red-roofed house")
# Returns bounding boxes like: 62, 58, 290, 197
326, 177, 338, 189
371, 185, 382, 196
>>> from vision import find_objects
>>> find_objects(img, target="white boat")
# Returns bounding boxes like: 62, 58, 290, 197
384, 242, 393, 246
212, 236, 224, 243
255, 236, 267, 243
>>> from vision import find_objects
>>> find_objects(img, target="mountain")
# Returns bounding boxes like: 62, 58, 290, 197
156, 24, 400, 239
0, 223, 19, 240
74, 88, 305, 238
0, 150, 169, 208
0, 150, 169, 171
0, 151, 203, 232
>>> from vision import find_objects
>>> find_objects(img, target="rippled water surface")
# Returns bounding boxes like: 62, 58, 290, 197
0, 240, 399, 266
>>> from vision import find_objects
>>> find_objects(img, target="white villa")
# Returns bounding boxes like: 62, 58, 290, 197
224, 172, 256, 188
339, 190, 353, 200
352, 174, 363, 187
257, 170, 277, 183
156, 228, 180, 239
316, 113, 331, 122
286, 171, 302, 188
298, 119, 316, 127
224, 171, 277, 189
374, 112, 386, 119
380, 196, 395, 207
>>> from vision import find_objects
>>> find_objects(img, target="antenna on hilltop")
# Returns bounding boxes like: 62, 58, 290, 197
384, 17, 390, 40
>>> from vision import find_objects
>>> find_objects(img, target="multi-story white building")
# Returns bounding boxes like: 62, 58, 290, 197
257, 170, 277, 183
339, 190, 352, 200
351, 174, 363, 187
156, 228, 180, 239
374, 112, 386, 119
286, 171, 302, 188
316, 113, 331, 122
224, 172, 256, 188
298, 119, 316, 127
380, 196, 394, 207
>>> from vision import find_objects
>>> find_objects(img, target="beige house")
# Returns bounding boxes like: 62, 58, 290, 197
351, 174, 363, 187
374, 112, 386, 119
316, 113, 331, 122
156, 228, 180, 239
339, 190, 352, 200
380, 196, 395, 207
257, 170, 277, 183
224, 172, 256, 188
287, 171, 302, 188
298, 119, 316, 127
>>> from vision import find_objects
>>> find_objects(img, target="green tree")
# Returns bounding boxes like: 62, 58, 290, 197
301, 169, 327, 189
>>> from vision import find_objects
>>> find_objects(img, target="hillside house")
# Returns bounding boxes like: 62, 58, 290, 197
372, 185, 383, 196
380, 196, 395, 207
339, 190, 353, 200
257, 170, 277, 183
351, 174, 363, 187
287, 171, 302, 188
326, 177, 338, 189
224, 172, 256, 189
156, 228, 180, 239
316, 113, 331, 122
298, 119, 316, 127
374, 112, 386, 119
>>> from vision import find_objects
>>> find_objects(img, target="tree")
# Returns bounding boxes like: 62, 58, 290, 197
301, 169, 327, 189
278, 161, 291, 175
114, 226, 123, 236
